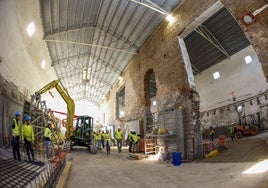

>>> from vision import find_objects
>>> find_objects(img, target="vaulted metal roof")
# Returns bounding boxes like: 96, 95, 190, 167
184, 8, 251, 74
40, 0, 180, 105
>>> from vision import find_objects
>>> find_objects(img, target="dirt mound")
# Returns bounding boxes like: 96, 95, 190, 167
202, 138, 268, 163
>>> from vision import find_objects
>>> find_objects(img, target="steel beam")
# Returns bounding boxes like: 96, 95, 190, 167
45, 39, 137, 55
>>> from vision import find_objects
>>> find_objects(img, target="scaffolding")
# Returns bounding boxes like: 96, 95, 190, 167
0, 94, 67, 188
29, 93, 65, 156
144, 106, 180, 161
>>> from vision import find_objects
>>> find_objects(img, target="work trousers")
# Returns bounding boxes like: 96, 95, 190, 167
45, 140, 51, 157
128, 140, 132, 152
132, 142, 138, 153
96, 140, 102, 149
106, 140, 111, 154
12, 136, 21, 161
102, 139, 105, 148
116, 139, 122, 153
231, 132, 236, 141
24, 139, 34, 161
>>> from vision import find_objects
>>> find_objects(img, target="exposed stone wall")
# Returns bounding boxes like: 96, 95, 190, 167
201, 91, 268, 139
0, 73, 24, 107
120, 0, 268, 120
101, 0, 268, 160
0, 74, 24, 147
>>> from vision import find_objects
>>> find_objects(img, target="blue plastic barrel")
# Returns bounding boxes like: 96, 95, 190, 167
172, 152, 182, 166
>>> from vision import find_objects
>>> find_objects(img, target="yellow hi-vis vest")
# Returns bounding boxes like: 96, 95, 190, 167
22, 124, 35, 142
95, 133, 102, 141
131, 133, 138, 142
115, 130, 122, 140
44, 127, 52, 139
12, 119, 20, 136
92, 132, 96, 140
104, 133, 111, 141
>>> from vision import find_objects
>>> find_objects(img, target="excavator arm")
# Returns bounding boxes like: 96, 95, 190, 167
36, 79, 75, 140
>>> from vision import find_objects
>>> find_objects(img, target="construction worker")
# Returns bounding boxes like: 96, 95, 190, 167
114, 127, 123, 153
44, 123, 52, 158
95, 130, 102, 150
131, 130, 139, 153
92, 131, 96, 146
10, 111, 21, 161
104, 130, 111, 154
101, 130, 105, 148
230, 123, 236, 141
128, 130, 133, 152
22, 115, 35, 161
209, 126, 215, 142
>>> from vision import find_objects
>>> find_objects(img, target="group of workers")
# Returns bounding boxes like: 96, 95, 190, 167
93, 129, 112, 154
208, 125, 236, 142
11, 110, 141, 161
10, 111, 52, 162
92, 127, 140, 154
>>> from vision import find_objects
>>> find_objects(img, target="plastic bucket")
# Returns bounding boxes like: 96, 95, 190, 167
172, 152, 182, 166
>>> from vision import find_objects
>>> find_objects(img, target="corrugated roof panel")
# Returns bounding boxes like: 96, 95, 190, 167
97, 0, 112, 29
40, 0, 181, 103
204, 8, 250, 54
185, 8, 250, 75
110, 2, 129, 34
115, 3, 137, 38
124, 6, 147, 40
104, 0, 119, 29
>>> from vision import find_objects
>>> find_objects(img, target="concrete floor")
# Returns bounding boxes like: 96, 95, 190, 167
66, 147, 268, 188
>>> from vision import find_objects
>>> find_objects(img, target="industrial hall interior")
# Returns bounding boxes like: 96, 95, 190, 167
0, 0, 268, 187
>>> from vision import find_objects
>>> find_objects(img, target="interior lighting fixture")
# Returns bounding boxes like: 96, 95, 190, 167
26, 21, 35, 37
243, 4, 268, 25
153, 100, 157, 106
244, 55, 253, 64
237, 106, 243, 113
243, 13, 255, 25
82, 67, 90, 82
213, 71, 220, 80
166, 14, 175, 23
242, 159, 268, 174
41, 59, 46, 69
130, 0, 175, 23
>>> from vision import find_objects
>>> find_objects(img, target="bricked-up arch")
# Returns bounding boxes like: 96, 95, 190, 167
143, 69, 157, 137
144, 69, 157, 107
116, 86, 125, 119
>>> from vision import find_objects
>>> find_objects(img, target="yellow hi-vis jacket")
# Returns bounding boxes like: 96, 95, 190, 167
131, 133, 138, 142
22, 124, 35, 142
104, 132, 111, 141
12, 118, 20, 136
114, 130, 122, 140
44, 127, 52, 140
92, 132, 96, 140
95, 133, 102, 141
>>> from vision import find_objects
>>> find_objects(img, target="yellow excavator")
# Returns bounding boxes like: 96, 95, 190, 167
35, 79, 97, 154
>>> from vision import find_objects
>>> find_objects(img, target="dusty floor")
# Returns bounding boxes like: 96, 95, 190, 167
66, 132, 268, 188
202, 138, 268, 163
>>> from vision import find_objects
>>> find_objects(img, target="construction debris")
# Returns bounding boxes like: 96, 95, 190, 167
127, 153, 144, 160
205, 149, 219, 158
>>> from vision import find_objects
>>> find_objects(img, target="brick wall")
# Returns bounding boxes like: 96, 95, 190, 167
101, 0, 268, 159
